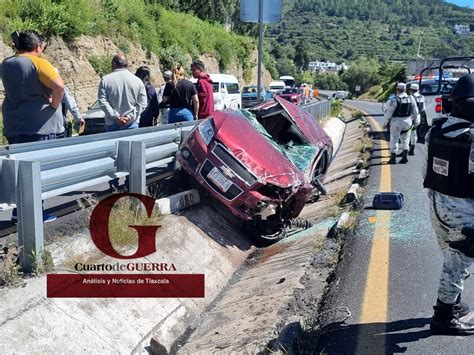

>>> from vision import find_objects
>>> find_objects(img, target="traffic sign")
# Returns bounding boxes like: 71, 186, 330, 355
240, 0, 282, 23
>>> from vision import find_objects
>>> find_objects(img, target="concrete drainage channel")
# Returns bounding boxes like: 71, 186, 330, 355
0, 115, 369, 354
170, 115, 370, 354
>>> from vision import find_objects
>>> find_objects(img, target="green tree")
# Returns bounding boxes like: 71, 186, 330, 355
294, 41, 310, 71
313, 72, 348, 90
341, 57, 381, 94
275, 58, 296, 77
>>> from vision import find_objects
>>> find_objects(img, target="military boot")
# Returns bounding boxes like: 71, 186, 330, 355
409, 144, 415, 156
430, 299, 474, 335
454, 294, 470, 318
399, 150, 409, 164
387, 153, 397, 164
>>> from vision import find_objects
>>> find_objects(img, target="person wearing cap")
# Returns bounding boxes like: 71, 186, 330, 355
2, 30, 64, 144
422, 73, 474, 335
135, 66, 160, 127
383, 82, 419, 164
191, 60, 214, 120
407, 82, 424, 155
157, 70, 172, 124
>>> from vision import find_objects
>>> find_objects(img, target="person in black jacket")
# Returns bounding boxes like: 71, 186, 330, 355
135, 66, 159, 127
423, 74, 474, 335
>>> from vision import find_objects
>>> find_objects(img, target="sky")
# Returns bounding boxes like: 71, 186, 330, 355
445, 0, 473, 8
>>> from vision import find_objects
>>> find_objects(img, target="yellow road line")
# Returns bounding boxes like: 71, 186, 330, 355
356, 112, 392, 352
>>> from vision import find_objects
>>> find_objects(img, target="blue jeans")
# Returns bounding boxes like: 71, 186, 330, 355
105, 121, 138, 132
168, 108, 194, 123
7, 133, 56, 144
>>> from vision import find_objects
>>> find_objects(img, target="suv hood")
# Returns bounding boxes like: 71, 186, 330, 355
212, 111, 305, 188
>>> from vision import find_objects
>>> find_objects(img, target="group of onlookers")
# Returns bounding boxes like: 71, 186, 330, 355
0, 29, 215, 222
98, 56, 215, 132
1, 30, 215, 145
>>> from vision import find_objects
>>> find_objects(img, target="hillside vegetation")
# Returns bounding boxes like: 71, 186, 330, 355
267, 0, 474, 75
0, 0, 255, 77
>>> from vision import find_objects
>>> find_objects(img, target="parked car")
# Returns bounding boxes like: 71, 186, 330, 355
80, 100, 106, 135
268, 80, 286, 96
210, 74, 241, 110
279, 75, 295, 88
241, 85, 272, 108
176, 96, 333, 243
278, 88, 303, 105
332, 91, 347, 100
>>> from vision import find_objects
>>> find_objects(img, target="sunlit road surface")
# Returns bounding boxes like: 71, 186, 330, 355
315, 99, 474, 353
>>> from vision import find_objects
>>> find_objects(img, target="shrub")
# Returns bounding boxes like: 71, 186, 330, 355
0, 0, 256, 78
0, 114, 7, 145
330, 99, 343, 117
88, 55, 112, 77
159, 45, 188, 73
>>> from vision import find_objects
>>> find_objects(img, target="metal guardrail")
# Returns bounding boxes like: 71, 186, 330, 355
1, 122, 197, 272
1, 101, 330, 272
302, 99, 331, 120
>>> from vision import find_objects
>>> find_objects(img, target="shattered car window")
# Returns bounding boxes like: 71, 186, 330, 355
239, 109, 317, 172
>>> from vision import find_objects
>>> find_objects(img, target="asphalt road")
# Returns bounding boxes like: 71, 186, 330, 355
315, 100, 474, 353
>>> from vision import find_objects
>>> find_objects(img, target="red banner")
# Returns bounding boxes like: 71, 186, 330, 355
47, 274, 205, 298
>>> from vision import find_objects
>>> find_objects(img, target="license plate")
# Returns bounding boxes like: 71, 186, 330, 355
207, 167, 232, 192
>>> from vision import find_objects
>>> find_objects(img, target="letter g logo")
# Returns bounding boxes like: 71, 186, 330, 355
90, 193, 160, 259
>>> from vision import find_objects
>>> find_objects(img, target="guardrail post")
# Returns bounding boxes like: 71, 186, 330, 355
117, 141, 131, 172
17, 161, 43, 273
1, 159, 19, 205
129, 141, 146, 195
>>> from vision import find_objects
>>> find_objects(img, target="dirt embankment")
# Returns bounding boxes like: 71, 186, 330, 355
0, 36, 272, 112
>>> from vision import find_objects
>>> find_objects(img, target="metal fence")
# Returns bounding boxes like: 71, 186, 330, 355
301, 99, 332, 120
1, 122, 196, 272
1, 100, 331, 272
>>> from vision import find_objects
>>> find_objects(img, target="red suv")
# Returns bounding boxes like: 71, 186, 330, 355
177, 97, 333, 243
278, 88, 303, 105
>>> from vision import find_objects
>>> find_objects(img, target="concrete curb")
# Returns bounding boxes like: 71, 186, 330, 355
155, 189, 200, 214
335, 211, 352, 233
331, 115, 372, 236
322, 116, 346, 159
344, 183, 360, 204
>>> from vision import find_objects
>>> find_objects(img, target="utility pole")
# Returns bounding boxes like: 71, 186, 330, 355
257, 0, 264, 104
416, 35, 424, 59
240, 0, 281, 104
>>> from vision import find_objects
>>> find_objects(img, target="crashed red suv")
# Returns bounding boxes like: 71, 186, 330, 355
177, 97, 333, 242
278, 88, 303, 105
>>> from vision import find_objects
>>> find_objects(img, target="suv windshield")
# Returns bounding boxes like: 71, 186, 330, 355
420, 81, 457, 95
282, 88, 299, 94
226, 83, 240, 94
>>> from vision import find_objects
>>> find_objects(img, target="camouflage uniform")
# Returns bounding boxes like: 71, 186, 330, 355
424, 115, 474, 304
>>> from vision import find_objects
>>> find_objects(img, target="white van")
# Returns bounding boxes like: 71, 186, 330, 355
209, 74, 241, 110
269, 81, 285, 95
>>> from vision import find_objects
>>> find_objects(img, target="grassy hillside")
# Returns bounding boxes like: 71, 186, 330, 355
0, 0, 255, 76
267, 0, 474, 74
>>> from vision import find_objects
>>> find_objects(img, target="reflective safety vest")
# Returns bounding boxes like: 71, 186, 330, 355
393, 96, 412, 117
424, 117, 474, 198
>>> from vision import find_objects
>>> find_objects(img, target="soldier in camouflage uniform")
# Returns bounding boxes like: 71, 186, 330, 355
423, 74, 474, 335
